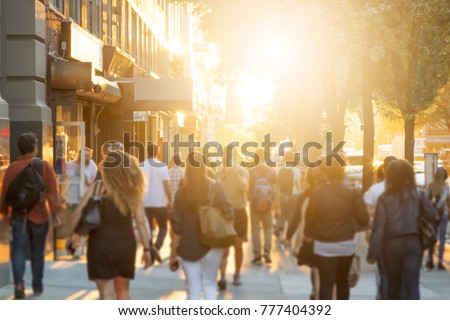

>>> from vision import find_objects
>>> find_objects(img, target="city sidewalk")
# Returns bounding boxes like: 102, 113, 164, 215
0, 233, 450, 300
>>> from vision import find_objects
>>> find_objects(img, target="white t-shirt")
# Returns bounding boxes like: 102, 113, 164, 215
314, 238, 357, 257
140, 158, 170, 208
64, 159, 98, 205
363, 181, 386, 206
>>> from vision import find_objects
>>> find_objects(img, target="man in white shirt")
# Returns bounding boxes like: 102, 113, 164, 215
140, 143, 171, 254
64, 147, 98, 206
64, 148, 98, 258
363, 155, 396, 300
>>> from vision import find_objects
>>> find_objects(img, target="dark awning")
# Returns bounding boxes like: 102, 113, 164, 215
76, 76, 121, 104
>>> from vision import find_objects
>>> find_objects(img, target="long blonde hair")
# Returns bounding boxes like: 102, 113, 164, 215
100, 150, 145, 216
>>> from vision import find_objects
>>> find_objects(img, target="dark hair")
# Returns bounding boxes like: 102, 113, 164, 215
18, 132, 38, 155
383, 156, 397, 170
322, 160, 345, 181
385, 159, 416, 195
376, 164, 385, 182
185, 152, 208, 212
147, 143, 159, 159
434, 167, 448, 181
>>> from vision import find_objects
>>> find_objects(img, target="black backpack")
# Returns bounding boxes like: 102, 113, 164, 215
5, 158, 46, 214
278, 167, 294, 195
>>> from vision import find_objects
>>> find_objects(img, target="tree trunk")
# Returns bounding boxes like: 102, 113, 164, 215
362, 54, 374, 192
404, 116, 415, 164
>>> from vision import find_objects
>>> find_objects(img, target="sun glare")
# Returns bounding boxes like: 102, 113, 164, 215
236, 71, 277, 119
248, 30, 295, 71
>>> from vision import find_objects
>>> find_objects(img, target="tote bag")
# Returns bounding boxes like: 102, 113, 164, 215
198, 182, 237, 248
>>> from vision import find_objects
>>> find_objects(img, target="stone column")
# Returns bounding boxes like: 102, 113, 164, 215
1, 0, 52, 161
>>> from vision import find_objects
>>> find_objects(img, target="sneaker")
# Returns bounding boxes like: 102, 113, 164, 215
14, 285, 25, 300
232, 274, 242, 286
264, 254, 272, 264
33, 289, 43, 297
438, 262, 445, 270
425, 259, 434, 270
217, 279, 227, 291
251, 257, 263, 266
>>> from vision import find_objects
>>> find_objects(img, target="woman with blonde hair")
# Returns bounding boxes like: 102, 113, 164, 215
71, 150, 152, 299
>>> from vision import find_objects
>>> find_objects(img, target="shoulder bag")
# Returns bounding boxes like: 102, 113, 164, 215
74, 181, 103, 236
419, 189, 438, 249
198, 182, 237, 248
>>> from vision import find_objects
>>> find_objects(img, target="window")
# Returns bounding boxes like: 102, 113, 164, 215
131, 12, 137, 59
89, 0, 103, 38
106, 0, 112, 45
125, 3, 129, 53
69, 0, 81, 24
49, 0, 63, 12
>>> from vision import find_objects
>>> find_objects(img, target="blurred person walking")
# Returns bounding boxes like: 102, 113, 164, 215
1, 133, 61, 299
425, 167, 449, 271
363, 156, 396, 299
215, 150, 249, 288
276, 150, 301, 239
285, 167, 327, 300
305, 162, 369, 300
140, 143, 171, 260
170, 152, 233, 300
168, 153, 185, 270
70, 151, 152, 299
168, 153, 185, 207
249, 148, 277, 265
367, 160, 438, 299
63, 148, 97, 258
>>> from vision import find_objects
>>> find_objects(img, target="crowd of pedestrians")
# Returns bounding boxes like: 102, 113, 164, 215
0, 133, 448, 300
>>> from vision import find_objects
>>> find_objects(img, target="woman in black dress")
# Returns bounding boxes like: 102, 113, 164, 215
72, 151, 152, 299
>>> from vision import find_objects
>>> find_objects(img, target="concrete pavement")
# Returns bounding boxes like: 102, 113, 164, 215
1, 233, 450, 300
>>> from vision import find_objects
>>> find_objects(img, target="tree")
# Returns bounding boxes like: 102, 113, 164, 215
374, 0, 450, 163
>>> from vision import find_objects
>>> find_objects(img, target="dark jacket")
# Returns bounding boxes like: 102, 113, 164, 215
305, 181, 369, 242
286, 188, 312, 240
171, 179, 234, 262
367, 189, 437, 260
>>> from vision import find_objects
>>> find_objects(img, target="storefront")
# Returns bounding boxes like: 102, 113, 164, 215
114, 78, 194, 164
50, 22, 122, 257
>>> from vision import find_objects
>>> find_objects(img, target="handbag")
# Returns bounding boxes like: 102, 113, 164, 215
419, 190, 437, 248
296, 240, 315, 267
198, 182, 237, 248
349, 255, 361, 288
75, 181, 103, 236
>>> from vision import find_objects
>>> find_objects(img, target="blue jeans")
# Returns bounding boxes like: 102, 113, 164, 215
428, 215, 448, 262
11, 215, 49, 290
384, 235, 422, 300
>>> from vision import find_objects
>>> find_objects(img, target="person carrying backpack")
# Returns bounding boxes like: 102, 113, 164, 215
249, 148, 277, 265
276, 150, 301, 239
425, 167, 449, 271
0, 133, 61, 299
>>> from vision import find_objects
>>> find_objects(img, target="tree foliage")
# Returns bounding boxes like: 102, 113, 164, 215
173, 0, 450, 163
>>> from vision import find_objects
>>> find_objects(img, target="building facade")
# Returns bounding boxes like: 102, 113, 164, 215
0, 0, 207, 287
